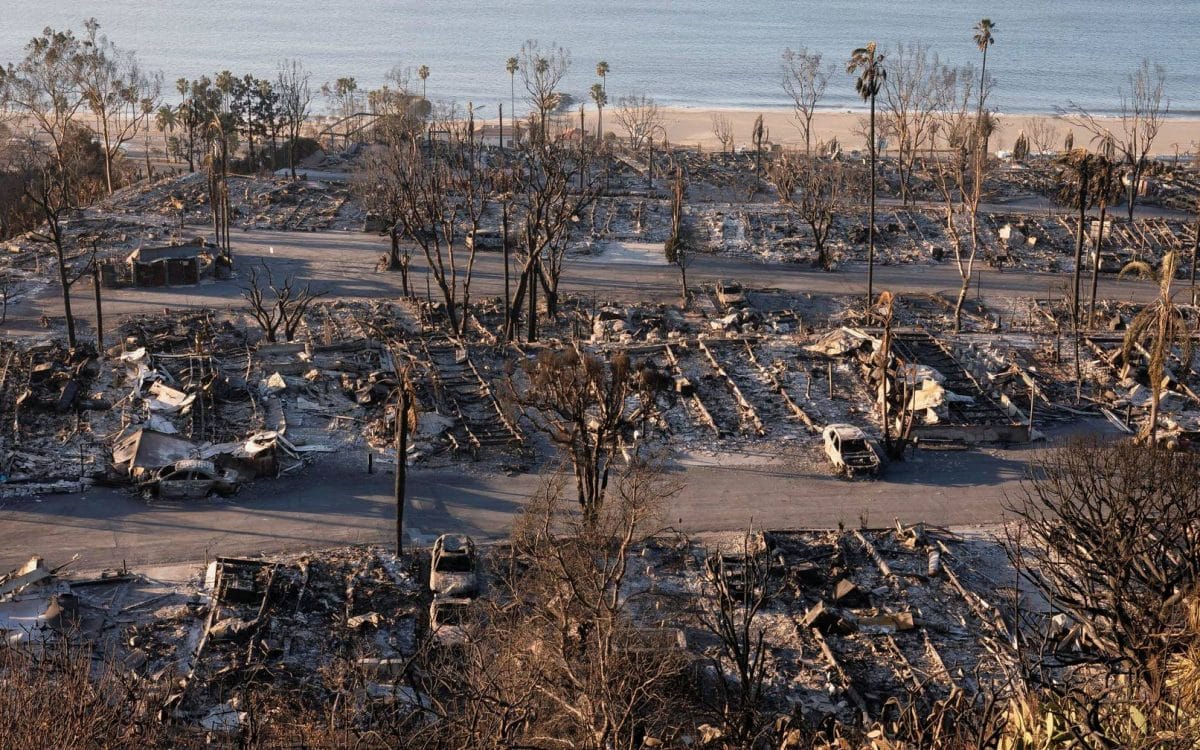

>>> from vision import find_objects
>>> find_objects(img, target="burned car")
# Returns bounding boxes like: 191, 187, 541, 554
821, 424, 882, 479
428, 596, 478, 647
1089, 249, 1132, 274
145, 459, 239, 499
429, 534, 478, 597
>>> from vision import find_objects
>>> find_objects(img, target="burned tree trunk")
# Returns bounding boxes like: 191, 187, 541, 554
389, 225, 410, 296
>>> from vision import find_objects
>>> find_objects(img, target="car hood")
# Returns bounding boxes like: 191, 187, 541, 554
430, 571, 477, 596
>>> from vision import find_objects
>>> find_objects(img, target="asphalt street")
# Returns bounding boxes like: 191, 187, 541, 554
0, 440, 1042, 572
2, 227, 1169, 337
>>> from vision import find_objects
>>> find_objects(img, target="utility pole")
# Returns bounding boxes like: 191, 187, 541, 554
528, 261, 538, 342
394, 378, 409, 555
91, 240, 104, 353
93, 264, 103, 352
502, 198, 511, 337
499, 102, 504, 150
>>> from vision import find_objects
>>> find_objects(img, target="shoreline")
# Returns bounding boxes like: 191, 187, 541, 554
655, 102, 1200, 120
42, 103, 1193, 162
546, 107, 1200, 157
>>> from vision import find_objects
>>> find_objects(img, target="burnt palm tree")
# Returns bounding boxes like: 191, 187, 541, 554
847, 42, 886, 308
1086, 137, 1124, 328
752, 114, 767, 176
1120, 251, 1193, 444
1056, 148, 1099, 325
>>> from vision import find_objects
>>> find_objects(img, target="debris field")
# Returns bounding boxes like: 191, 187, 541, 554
1, 521, 1021, 736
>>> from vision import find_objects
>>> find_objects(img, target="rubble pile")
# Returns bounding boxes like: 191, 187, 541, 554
1141, 164, 1200, 214
304, 290, 890, 463
3, 341, 109, 493
0, 555, 84, 643
102, 171, 365, 232
750, 525, 1016, 722
6, 274, 1199, 499
979, 158, 1060, 202
673, 201, 1193, 273
6, 524, 1017, 737
1, 306, 356, 498
152, 549, 422, 733
578, 148, 1195, 276
587, 196, 673, 245
1, 212, 183, 303
0, 283, 1068, 501
5, 548, 423, 737
593, 524, 1017, 727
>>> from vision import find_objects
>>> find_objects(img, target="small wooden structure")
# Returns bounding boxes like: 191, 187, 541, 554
127, 239, 205, 287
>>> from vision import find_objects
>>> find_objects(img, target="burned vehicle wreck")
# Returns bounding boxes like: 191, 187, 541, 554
145, 458, 239, 500
822, 423, 883, 478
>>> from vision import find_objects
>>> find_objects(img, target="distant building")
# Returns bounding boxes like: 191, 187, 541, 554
477, 123, 516, 147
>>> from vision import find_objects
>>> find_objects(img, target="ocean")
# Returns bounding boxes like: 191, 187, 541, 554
4, 0, 1198, 116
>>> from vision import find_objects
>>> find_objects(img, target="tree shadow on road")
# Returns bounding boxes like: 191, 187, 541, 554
881, 446, 1028, 489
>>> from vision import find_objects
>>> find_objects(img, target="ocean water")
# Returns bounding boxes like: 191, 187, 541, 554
4, 1, 1198, 116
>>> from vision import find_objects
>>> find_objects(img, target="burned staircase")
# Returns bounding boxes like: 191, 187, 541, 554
418, 338, 523, 455
890, 330, 1027, 442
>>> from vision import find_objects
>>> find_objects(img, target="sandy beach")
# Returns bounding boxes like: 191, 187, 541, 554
124, 106, 1198, 166
565, 107, 1199, 158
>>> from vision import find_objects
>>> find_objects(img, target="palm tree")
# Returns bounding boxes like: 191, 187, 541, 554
847, 42, 886, 308
972, 19, 997, 141
175, 78, 196, 172
506, 56, 519, 143
215, 70, 237, 111
596, 60, 609, 93
156, 104, 177, 163
417, 65, 430, 100
590, 82, 607, 140
140, 98, 157, 180
1120, 251, 1194, 444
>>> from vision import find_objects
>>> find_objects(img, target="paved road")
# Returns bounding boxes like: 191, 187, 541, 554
2, 227, 1173, 338
0, 439, 1046, 572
